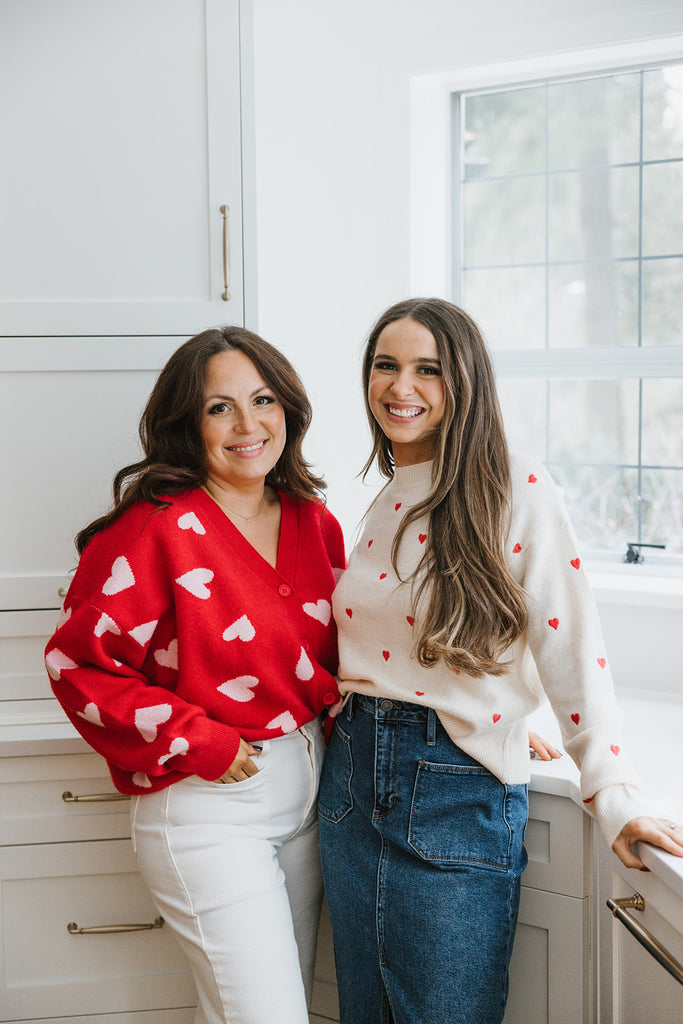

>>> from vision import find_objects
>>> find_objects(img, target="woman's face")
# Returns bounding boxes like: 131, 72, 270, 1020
200, 349, 287, 491
367, 317, 446, 466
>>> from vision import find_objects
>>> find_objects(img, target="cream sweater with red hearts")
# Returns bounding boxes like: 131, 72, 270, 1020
45, 488, 344, 795
333, 454, 645, 847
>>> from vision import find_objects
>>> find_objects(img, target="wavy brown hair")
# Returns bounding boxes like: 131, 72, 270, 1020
362, 298, 527, 677
76, 326, 325, 554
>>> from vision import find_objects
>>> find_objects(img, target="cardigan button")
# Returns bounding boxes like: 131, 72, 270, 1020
278, 583, 292, 597
322, 691, 337, 706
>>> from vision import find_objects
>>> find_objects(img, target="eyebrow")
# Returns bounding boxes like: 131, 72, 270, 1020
373, 353, 441, 366
204, 385, 272, 402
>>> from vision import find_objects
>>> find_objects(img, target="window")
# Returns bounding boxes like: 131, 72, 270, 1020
410, 40, 683, 568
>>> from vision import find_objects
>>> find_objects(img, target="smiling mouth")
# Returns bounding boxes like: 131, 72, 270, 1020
386, 405, 425, 420
227, 439, 267, 453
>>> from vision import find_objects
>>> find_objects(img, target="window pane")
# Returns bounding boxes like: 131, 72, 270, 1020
463, 86, 546, 178
550, 464, 638, 552
643, 65, 683, 162
462, 267, 545, 349
463, 177, 545, 265
548, 261, 638, 347
642, 379, 683, 466
641, 468, 683, 554
548, 73, 640, 170
642, 163, 683, 257
642, 257, 683, 345
549, 166, 639, 260
548, 380, 639, 464
496, 378, 547, 460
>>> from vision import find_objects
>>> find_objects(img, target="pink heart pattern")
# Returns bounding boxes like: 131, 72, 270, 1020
303, 599, 331, 625
217, 675, 259, 702
135, 704, 172, 743
175, 567, 214, 600
102, 556, 135, 596
223, 615, 256, 642
177, 511, 206, 535
154, 639, 178, 670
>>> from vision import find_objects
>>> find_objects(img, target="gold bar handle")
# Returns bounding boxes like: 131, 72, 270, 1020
220, 204, 231, 301
62, 790, 130, 803
607, 893, 683, 985
68, 916, 164, 935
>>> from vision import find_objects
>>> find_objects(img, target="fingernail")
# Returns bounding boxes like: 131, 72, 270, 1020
639, 867, 650, 872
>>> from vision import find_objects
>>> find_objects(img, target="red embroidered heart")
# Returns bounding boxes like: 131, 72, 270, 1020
379, 572, 387, 580
570, 558, 581, 570
406, 615, 415, 626
571, 713, 580, 725
395, 502, 402, 511
345, 608, 353, 618
597, 657, 606, 669
382, 650, 390, 661
492, 713, 501, 723
419, 533, 427, 544
512, 543, 522, 553
415, 691, 425, 696
368, 539, 373, 548
528, 474, 537, 483
583, 797, 593, 804
610, 745, 620, 756
548, 618, 559, 630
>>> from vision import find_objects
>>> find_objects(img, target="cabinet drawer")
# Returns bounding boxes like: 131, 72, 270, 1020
4, 1012, 195, 1024
0, 840, 196, 1020
523, 792, 591, 898
0, 753, 131, 845
0, 610, 59, 700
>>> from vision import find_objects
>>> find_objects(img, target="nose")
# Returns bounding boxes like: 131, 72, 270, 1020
234, 405, 258, 434
390, 369, 415, 399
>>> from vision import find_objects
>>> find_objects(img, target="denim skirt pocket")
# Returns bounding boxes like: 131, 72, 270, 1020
408, 760, 524, 871
318, 724, 354, 824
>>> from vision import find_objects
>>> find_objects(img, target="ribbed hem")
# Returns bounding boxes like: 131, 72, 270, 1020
393, 459, 434, 490
593, 784, 646, 848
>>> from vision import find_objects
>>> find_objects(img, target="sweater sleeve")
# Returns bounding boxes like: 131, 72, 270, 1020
509, 459, 646, 846
46, 595, 241, 786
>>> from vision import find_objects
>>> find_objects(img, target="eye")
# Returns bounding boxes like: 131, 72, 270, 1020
254, 394, 276, 406
418, 365, 441, 376
207, 401, 230, 416
373, 360, 397, 372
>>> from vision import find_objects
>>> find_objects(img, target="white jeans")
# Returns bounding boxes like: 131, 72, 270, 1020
131, 719, 325, 1024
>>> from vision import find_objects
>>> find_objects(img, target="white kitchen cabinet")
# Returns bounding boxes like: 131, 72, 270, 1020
0, 0, 255, 337
0, 751, 198, 1023
599, 849, 683, 1023
503, 791, 595, 1024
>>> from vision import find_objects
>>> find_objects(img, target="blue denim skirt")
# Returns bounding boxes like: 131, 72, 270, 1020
318, 693, 528, 1024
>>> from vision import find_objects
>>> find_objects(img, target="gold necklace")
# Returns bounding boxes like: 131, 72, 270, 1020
206, 487, 267, 524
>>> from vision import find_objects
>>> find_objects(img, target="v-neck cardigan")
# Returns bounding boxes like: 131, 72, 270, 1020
45, 487, 345, 794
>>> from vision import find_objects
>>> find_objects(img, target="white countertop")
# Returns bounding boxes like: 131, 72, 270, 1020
2, 688, 682, 895
527, 688, 683, 897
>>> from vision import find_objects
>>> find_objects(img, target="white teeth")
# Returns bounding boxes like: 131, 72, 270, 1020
230, 440, 265, 452
388, 406, 422, 419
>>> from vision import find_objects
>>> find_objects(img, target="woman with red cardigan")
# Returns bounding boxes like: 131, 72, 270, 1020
45, 327, 345, 1024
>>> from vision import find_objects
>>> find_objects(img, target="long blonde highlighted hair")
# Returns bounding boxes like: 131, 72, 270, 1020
362, 298, 527, 678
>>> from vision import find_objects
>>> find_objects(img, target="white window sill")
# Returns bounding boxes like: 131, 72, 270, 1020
587, 566, 683, 610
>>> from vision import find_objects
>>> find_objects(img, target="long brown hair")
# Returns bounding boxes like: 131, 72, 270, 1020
76, 326, 324, 554
362, 298, 527, 677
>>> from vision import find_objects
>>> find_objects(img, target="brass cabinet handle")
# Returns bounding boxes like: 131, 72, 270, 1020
607, 893, 683, 985
62, 790, 130, 803
68, 916, 164, 935
220, 204, 231, 300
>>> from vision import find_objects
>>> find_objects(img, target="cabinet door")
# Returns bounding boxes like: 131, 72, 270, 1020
602, 858, 683, 1023
0, 0, 251, 336
0, 338, 177, 610
503, 886, 589, 1024
0, 840, 196, 1020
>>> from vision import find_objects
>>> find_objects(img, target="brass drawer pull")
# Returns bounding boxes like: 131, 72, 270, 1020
607, 893, 683, 985
62, 791, 130, 803
68, 916, 164, 935
220, 203, 231, 300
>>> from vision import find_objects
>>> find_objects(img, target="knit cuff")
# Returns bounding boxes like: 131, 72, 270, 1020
186, 720, 242, 782
592, 783, 647, 848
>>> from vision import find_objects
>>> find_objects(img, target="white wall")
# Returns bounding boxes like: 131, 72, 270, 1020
251, 0, 683, 688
